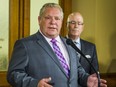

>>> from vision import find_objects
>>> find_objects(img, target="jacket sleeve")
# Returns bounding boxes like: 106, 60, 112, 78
90, 44, 99, 74
77, 55, 90, 86
7, 40, 39, 87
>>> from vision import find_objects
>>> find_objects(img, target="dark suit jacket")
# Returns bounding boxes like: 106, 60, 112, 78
80, 39, 99, 74
7, 31, 89, 87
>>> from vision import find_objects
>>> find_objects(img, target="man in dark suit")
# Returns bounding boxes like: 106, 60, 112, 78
66, 12, 99, 74
7, 3, 107, 87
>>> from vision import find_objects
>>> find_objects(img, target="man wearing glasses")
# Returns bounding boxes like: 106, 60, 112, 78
66, 12, 99, 86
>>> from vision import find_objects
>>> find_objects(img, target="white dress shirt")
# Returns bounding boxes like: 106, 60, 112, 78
39, 30, 70, 68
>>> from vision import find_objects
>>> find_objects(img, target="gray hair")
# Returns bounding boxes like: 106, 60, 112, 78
39, 3, 64, 19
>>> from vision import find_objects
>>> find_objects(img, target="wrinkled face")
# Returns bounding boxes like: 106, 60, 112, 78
67, 13, 84, 39
38, 7, 63, 38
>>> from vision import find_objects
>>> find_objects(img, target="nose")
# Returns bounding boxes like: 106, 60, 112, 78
74, 22, 78, 28
50, 18, 56, 24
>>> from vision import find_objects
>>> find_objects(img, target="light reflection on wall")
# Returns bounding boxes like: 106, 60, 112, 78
0, 0, 9, 71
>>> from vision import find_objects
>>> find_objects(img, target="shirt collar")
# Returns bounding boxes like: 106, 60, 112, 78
66, 35, 80, 44
73, 38, 80, 45
39, 30, 61, 44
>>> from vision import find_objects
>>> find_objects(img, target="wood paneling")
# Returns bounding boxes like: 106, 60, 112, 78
9, 0, 30, 57
0, 0, 30, 87
0, 72, 11, 87
101, 73, 116, 87
59, 0, 72, 36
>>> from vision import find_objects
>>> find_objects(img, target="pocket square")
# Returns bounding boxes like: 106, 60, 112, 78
85, 55, 91, 58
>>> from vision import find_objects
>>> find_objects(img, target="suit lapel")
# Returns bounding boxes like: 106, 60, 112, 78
36, 32, 68, 77
62, 38, 77, 79
80, 39, 84, 62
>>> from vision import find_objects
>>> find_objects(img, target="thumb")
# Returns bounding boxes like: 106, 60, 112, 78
44, 77, 52, 83
91, 73, 97, 77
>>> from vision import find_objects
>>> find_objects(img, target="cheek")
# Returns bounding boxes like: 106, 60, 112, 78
76, 29, 83, 35
57, 22, 62, 31
42, 21, 48, 26
79, 27, 83, 32
40, 19, 49, 25
69, 25, 74, 29
59, 21, 63, 27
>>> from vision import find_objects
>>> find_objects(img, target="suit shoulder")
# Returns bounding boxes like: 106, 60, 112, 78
15, 33, 39, 45
81, 39, 96, 46
21, 32, 38, 41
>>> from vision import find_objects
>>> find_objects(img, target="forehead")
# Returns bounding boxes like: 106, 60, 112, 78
43, 7, 61, 16
69, 14, 83, 21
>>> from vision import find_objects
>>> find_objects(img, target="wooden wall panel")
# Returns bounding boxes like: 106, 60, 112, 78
59, 0, 72, 36
0, 0, 30, 87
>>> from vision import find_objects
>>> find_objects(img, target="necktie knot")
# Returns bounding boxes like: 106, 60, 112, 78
51, 38, 57, 43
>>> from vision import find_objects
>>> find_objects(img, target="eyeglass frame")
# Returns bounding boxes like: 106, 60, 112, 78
67, 21, 84, 25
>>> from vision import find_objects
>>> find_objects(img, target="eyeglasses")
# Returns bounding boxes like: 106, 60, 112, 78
68, 21, 84, 25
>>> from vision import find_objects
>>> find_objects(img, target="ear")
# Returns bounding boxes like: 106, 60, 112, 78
66, 22, 69, 29
38, 16, 41, 24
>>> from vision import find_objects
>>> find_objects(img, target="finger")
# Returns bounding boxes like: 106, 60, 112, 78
100, 79, 107, 87
44, 83, 53, 87
37, 77, 52, 87
91, 73, 97, 77
43, 77, 53, 87
43, 77, 52, 83
100, 79, 107, 83
100, 82, 107, 87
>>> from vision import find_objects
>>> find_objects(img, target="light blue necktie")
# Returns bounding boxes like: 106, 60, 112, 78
51, 38, 70, 77
74, 41, 81, 58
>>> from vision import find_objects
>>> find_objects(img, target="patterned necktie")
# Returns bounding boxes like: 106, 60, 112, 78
51, 38, 70, 77
74, 41, 81, 58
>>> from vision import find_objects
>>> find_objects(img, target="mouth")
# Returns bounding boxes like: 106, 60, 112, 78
49, 27, 56, 29
73, 28, 79, 31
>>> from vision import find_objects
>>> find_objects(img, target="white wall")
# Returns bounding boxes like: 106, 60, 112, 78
0, 0, 9, 71
30, 0, 58, 35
